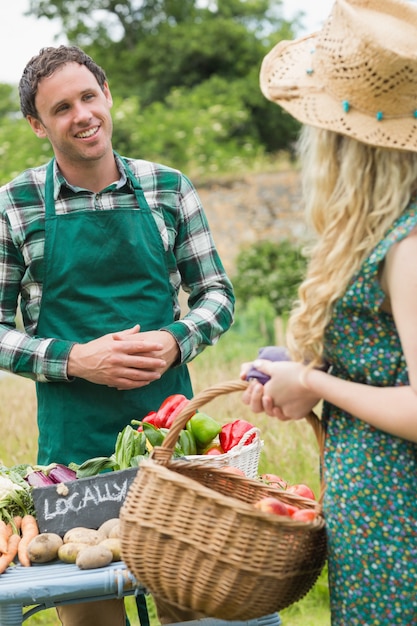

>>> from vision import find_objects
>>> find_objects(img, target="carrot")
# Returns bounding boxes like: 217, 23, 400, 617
0, 533, 20, 574
0, 520, 13, 554
20, 514, 39, 536
7, 515, 22, 535
18, 514, 40, 567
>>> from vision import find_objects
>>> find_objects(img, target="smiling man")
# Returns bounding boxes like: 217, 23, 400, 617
0, 45, 235, 626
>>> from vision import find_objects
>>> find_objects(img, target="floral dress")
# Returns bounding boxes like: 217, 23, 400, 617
321, 203, 417, 625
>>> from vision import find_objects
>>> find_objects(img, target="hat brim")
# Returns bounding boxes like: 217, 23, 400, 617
260, 34, 417, 152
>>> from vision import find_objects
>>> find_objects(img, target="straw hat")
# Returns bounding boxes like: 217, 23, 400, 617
260, 0, 417, 151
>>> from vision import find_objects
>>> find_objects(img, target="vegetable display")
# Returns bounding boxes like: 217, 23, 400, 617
0, 391, 263, 575
74, 395, 257, 478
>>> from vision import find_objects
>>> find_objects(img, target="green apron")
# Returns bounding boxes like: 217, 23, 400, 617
36, 157, 192, 465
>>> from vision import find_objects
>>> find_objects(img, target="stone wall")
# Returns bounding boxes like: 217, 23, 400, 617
197, 169, 307, 276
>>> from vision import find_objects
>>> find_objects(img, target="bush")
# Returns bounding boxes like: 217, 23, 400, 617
112, 76, 266, 177
232, 296, 276, 345
232, 239, 307, 317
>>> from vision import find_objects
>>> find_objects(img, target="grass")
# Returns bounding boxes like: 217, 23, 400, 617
0, 328, 330, 625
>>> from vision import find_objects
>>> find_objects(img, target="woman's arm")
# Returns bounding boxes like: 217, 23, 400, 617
242, 228, 417, 443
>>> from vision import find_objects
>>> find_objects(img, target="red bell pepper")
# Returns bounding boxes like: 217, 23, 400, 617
162, 395, 191, 428
140, 410, 165, 429
219, 419, 256, 452
136, 394, 191, 431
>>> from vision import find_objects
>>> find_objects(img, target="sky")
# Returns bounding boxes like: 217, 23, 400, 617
0, 0, 66, 84
0, 0, 335, 85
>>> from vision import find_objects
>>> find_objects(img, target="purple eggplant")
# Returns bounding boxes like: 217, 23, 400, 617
246, 345, 290, 385
48, 464, 77, 483
25, 470, 55, 487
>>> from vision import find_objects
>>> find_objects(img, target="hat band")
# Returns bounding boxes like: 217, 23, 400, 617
304, 70, 417, 122
339, 98, 417, 121
269, 77, 417, 122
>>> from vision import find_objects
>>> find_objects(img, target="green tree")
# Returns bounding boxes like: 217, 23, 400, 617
27, 0, 295, 51
26, 0, 302, 155
0, 119, 52, 185
112, 75, 266, 174
0, 86, 52, 184
0, 84, 19, 119
0, 1, 306, 179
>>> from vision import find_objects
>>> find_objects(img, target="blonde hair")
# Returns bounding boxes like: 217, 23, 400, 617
287, 126, 417, 367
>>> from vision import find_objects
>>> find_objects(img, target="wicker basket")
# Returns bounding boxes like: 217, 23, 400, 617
120, 380, 327, 621
185, 425, 262, 478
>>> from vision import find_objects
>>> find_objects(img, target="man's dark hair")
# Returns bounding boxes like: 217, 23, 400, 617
19, 45, 107, 119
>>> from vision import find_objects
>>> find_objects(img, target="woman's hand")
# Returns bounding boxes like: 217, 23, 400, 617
241, 359, 321, 420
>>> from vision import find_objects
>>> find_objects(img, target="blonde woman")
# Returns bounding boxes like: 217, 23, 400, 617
241, 0, 417, 623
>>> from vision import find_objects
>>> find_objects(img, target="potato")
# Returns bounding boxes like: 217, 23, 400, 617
27, 533, 63, 564
76, 545, 113, 570
108, 522, 121, 539
98, 518, 120, 539
99, 537, 121, 561
58, 542, 86, 564
63, 527, 102, 545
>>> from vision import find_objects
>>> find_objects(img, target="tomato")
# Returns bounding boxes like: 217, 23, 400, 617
254, 496, 291, 516
205, 446, 224, 456
286, 483, 316, 500
260, 473, 288, 489
284, 504, 299, 516
291, 508, 318, 522
222, 466, 245, 476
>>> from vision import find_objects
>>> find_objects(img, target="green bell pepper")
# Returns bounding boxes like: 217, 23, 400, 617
178, 429, 197, 456
186, 411, 222, 449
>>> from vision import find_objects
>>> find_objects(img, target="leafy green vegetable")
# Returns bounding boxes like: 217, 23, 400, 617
73, 457, 117, 478
0, 465, 35, 524
75, 426, 147, 478
142, 422, 166, 448
114, 425, 147, 469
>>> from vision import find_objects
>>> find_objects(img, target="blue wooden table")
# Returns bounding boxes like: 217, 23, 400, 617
0, 560, 144, 625
0, 560, 282, 626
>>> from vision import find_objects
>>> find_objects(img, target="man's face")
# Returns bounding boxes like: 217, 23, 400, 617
27, 62, 114, 168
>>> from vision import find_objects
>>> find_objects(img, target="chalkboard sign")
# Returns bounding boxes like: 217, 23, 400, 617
32, 467, 138, 536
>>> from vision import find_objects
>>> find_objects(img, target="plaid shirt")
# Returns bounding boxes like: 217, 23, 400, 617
0, 155, 234, 382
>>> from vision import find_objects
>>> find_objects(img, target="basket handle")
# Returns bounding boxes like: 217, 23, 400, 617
150, 379, 325, 466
